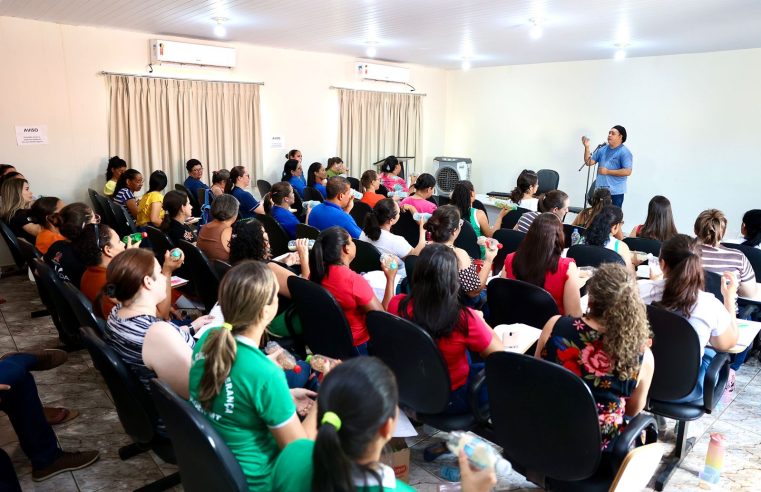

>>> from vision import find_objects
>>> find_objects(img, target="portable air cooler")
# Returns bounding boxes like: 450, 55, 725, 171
434, 157, 472, 195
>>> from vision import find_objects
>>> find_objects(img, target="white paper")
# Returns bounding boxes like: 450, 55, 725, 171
15, 125, 48, 145
493, 323, 542, 354
270, 135, 285, 149
393, 408, 418, 437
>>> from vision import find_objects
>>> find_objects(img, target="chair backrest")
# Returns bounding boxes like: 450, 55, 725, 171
350, 239, 382, 273
81, 326, 158, 444
149, 379, 247, 492
32, 259, 82, 348
436, 195, 451, 206
290, 190, 304, 217
349, 200, 372, 229
25, 254, 62, 332
175, 184, 202, 216
645, 305, 701, 402
502, 209, 527, 230
487, 278, 560, 328
722, 242, 761, 278
703, 270, 724, 303
109, 201, 137, 237
287, 276, 359, 359
486, 351, 601, 481
403, 255, 418, 287
454, 220, 481, 259
144, 225, 175, 260
491, 229, 526, 274
0, 220, 25, 269
472, 200, 487, 215
61, 282, 106, 337
94, 194, 118, 228
212, 259, 232, 279
347, 176, 360, 191
177, 240, 219, 312
536, 169, 560, 195
566, 244, 625, 268
377, 184, 389, 197
88, 188, 107, 218
302, 186, 325, 202
390, 210, 421, 248
366, 311, 451, 414
256, 213, 290, 258
623, 237, 662, 257
16, 237, 41, 265
562, 224, 586, 249
296, 223, 320, 240
256, 179, 272, 198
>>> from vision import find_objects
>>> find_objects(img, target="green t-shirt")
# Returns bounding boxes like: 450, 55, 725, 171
189, 328, 296, 490
271, 439, 415, 492
326, 169, 345, 178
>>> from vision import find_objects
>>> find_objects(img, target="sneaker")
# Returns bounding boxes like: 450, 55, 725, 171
32, 450, 100, 481
1, 349, 68, 371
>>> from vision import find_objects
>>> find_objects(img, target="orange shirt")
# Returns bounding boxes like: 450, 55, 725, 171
361, 191, 385, 209
35, 230, 66, 255
80, 266, 116, 318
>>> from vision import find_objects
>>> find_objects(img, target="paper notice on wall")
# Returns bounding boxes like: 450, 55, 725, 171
16, 125, 48, 146
270, 135, 285, 149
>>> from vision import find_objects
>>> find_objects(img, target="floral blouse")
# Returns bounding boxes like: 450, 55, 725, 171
541, 317, 639, 450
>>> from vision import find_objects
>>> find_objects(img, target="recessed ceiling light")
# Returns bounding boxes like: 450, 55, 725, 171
461, 58, 471, 71
614, 44, 628, 60
529, 18, 543, 40
213, 17, 228, 38
365, 41, 378, 58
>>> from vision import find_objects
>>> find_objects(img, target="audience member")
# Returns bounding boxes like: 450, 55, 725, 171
161, 190, 197, 244
43, 203, 96, 286
225, 165, 263, 219
183, 159, 209, 200
306, 162, 328, 198
629, 195, 678, 241
0, 164, 16, 176
307, 177, 362, 239
286, 149, 302, 163
451, 180, 510, 258
514, 190, 569, 234
509, 169, 539, 211
29, 196, 65, 254
359, 170, 385, 208
197, 194, 238, 263
265, 182, 301, 240
0, 178, 38, 242
399, 173, 437, 214
379, 155, 408, 193
360, 198, 425, 277
282, 159, 307, 198
584, 205, 636, 271
113, 169, 143, 219
210, 169, 230, 197
325, 156, 347, 178
73, 223, 127, 318
571, 188, 612, 228
103, 156, 127, 197
0, 171, 25, 189
136, 170, 167, 228
741, 209, 761, 249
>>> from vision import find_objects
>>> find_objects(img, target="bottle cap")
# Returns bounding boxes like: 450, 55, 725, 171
293, 365, 302, 374
171, 249, 182, 258
141, 232, 148, 238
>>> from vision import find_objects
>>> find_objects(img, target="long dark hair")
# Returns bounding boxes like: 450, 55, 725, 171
281, 159, 300, 182
639, 195, 678, 242
264, 182, 292, 215
73, 223, 116, 267
451, 180, 474, 221
160, 190, 188, 231
656, 234, 704, 318
225, 166, 247, 194
114, 169, 141, 194
307, 162, 323, 187
398, 244, 469, 339
424, 205, 460, 243
512, 213, 564, 288
742, 209, 761, 247
229, 220, 269, 264
363, 199, 398, 241
576, 188, 612, 228
313, 357, 398, 492
106, 156, 127, 181
509, 170, 538, 204
380, 156, 398, 174
309, 227, 352, 285
585, 205, 623, 247
29, 197, 62, 230
538, 189, 568, 213
147, 170, 168, 193
58, 203, 94, 241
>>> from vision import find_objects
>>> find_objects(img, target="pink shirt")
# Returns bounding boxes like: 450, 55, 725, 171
319, 265, 375, 346
399, 197, 437, 214
381, 174, 408, 193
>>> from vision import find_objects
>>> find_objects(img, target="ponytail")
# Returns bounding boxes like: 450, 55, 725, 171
309, 227, 351, 285
509, 169, 538, 204
363, 198, 397, 241
657, 234, 704, 318
265, 182, 293, 216
313, 419, 355, 492
160, 190, 188, 232
196, 328, 238, 410
281, 160, 299, 182
225, 166, 246, 195
450, 181, 474, 220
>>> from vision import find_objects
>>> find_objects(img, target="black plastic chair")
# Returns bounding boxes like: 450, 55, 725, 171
212, 259, 232, 279
347, 176, 360, 191
144, 225, 175, 261
623, 237, 662, 257
33, 259, 82, 350
350, 239, 382, 274
296, 223, 320, 240
302, 186, 324, 202
80, 327, 180, 491
175, 184, 202, 218
454, 220, 481, 259
287, 276, 359, 360
703, 270, 724, 303
563, 224, 587, 249
256, 179, 272, 198
349, 200, 372, 230
88, 188, 107, 219
502, 208, 528, 230
177, 240, 219, 313
722, 242, 761, 278
472, 200, 487, 216
367, 311, 487, 430
390, 210, 421, 248
149, 379, 247, 492
109, 201, 138, 238
16, 237, 51, 319
256, 213, 290, 258
486, 351, 657, 490
567, 244, 625, 268
491, 229, 526, 275
0, 221, 26, 269
536, 169, 560, 195
377, 184, 389, 197
645, 305, 730, 491
93, 193, 118, 229
61, 282, 106, 337
437, 195, 451, 206
487, 278, 560, 329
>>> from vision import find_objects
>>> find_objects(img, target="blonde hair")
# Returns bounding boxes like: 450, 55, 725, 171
694, 209, 727, 246
586, 263, 650, 380
196, 261, 278, 409
0, 179, 30, 223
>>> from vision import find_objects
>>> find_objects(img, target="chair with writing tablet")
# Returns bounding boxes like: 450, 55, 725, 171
491, 229, 526, 275
623, 236, 662, 257
566, 244, 625, 268
486, 278, 559, 329
502, 207, 531, 230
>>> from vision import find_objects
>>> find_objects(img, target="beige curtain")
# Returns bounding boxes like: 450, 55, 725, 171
337, 89, 422, 176
106, 75, 261, 185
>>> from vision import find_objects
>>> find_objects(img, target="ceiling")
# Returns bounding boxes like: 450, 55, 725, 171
2, 0, 761, 69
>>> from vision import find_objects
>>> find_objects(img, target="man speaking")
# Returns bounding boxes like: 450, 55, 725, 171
581, 125, 632, 207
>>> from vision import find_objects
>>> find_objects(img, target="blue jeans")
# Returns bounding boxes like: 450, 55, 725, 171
444, 355, 488, 415
284, 360, 311, 389
670, 348, 715, 403
611, 194, 624, 208
355, 342, 369, 356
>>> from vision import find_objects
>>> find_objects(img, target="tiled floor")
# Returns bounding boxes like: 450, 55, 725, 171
0, 272, 759, 491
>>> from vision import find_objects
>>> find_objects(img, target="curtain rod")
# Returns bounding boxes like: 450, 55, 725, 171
99, 71, 264, 85
329, 86, 426, 96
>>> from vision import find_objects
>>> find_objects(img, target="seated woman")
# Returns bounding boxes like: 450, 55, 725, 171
502, 213, 582, 316
265, 182, 301, 240
399, 173, 437, 214
282, 159, 307, 198
161, 190, 197, 245
113, 169, 144, 220
306, 162, 327, 198
210, 169, 229, 197
695, 209, 756, 298
188, 261, 316, 489
359, 198, 425, 277
225, 165, 264, 219
103, 156, 127, 197
426, 205, 497, 306
30, 197, 65, 254
325, 156, 347, 178
537, 263, 654, 450
0, 178, 38, 242
514, 190, 569, 234
571, 188, 611, 228
388, 244, 503, 414
309, 226, 397, 354
136, 170, 167, 228
197, 194, 238, 263
43, 203, 97, 287
629, 195, 678, 241
272, 356, 497, 492
584, 205, 636, 272
379, 155, 409, 193
508, 169, 539, 212
740, 209, 761, 249
638, 234, 739, 401
359, 170, 386, 208
73, 223, 125, 317
451, 180, 509, 258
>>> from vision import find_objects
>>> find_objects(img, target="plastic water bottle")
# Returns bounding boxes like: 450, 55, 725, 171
647, 253, 662, 277
476, 236, 503, 250
350, 189, 363, 200
170, 248, 182, 259
413, 212, 432, 223
303, 200, 321, 209
122, 232, 147, 245
393, 183, 405, 192
571, 228, 581, 246
264, 341, 301, 373
493, 200, 517, 210
287, 239, 315, 251
380, 253, 400, 270
306, 354, 338, 373
387, 191, 409, 198
699, 433, 726, 487
441, 431, 512, 477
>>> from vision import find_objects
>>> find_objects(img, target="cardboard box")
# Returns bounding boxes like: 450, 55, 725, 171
383, 437, 411, 483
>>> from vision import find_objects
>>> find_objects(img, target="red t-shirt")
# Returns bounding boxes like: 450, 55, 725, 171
319, 265, 376, 346
361, 192, 385, 208
388, 294, 493, 390
80, 265, 116, 318
503, 253, 574, 315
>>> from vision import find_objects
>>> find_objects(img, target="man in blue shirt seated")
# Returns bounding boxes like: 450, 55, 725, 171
183, 159, 209, 201
581, 125, 633, 208
307, 176, 362, 238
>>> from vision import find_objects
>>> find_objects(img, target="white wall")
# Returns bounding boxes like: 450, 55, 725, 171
445, 48, 761, 235
0, 16, 447, 265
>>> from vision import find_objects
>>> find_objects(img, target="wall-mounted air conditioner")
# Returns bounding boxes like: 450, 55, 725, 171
150, 39, 236, 68
434, 157, 472, 195
356, 62, 410, 84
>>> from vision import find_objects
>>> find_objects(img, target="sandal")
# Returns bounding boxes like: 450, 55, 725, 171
44, 407, 80, 425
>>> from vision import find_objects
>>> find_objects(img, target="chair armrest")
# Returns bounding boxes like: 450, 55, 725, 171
467, 368, 490, 426
608, 413, 658, 471
703, 352, 730, 411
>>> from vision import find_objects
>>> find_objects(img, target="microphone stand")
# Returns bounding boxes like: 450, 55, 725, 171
579, 143, 604, 208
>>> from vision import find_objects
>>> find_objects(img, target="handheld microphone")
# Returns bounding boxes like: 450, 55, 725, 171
578, 142, 606, 171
